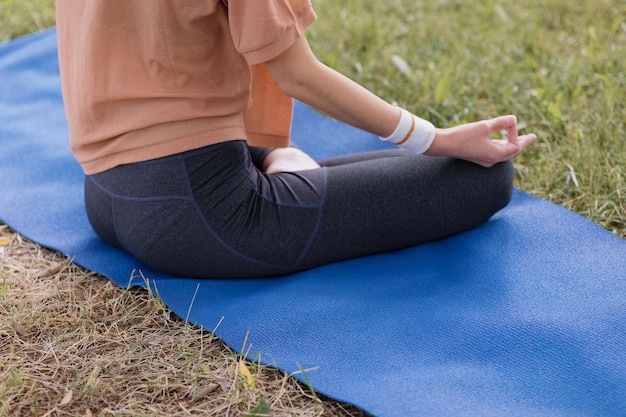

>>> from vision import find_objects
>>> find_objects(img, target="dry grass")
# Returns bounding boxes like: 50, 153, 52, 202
0, 225, 369, 417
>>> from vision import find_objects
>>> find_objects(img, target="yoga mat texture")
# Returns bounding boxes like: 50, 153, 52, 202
1, 29, 625, 417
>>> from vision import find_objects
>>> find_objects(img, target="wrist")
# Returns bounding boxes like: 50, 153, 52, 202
379, 108, 436, 154
423, 128, 448, 156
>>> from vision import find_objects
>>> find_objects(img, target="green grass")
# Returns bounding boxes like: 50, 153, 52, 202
0, 0, 55, 42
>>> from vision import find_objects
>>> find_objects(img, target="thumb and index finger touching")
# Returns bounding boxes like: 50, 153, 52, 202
486, 115, 536, 158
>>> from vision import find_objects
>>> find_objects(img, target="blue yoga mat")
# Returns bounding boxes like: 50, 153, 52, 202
1, 29, 625, 417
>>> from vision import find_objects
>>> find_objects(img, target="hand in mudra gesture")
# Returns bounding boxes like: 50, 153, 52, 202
426, 115, 536, 168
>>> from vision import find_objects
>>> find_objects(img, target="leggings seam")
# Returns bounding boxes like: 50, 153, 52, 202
178, 159, 295, 273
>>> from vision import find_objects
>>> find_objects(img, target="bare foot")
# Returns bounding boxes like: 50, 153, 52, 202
263, 147, 321, 173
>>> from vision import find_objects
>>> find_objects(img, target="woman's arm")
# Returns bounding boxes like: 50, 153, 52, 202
265, 36, 535, 167
265, 36, 401, 138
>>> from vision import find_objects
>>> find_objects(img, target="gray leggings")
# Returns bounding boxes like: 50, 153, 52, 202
85, 140, 513, 278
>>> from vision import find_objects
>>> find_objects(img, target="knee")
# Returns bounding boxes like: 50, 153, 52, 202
485, 160, 514, 214
452, 158, 514, 226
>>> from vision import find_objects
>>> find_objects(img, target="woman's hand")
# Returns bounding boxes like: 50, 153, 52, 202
263, 147, 321, 174
425, 116, 536, 167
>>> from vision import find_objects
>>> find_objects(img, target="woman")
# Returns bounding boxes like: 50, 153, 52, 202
55, 0, 535, 278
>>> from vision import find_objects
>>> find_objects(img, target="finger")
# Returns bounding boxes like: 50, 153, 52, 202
486, 115, 516, 134
507, 120, 519, 146
497, 133, 536, 160
517, 133, 536, 152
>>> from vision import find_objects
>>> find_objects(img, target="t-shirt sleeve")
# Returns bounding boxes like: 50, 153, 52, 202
223, 0, 317, 65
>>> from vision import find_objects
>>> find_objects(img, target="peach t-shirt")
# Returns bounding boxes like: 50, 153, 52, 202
56, 0, 316, 174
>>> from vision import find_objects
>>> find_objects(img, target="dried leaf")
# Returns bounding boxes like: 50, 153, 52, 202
40, 380, 61, 395
194, 383, 219, 397
217, 379, 232, 392
238, 360, 257, 390
60, 390, 73, 407
0, 237, 11, 246
85, 409, 93, 417
188, 383, 220, 404
37, 262, 66, 278
11, 321, 29, 337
